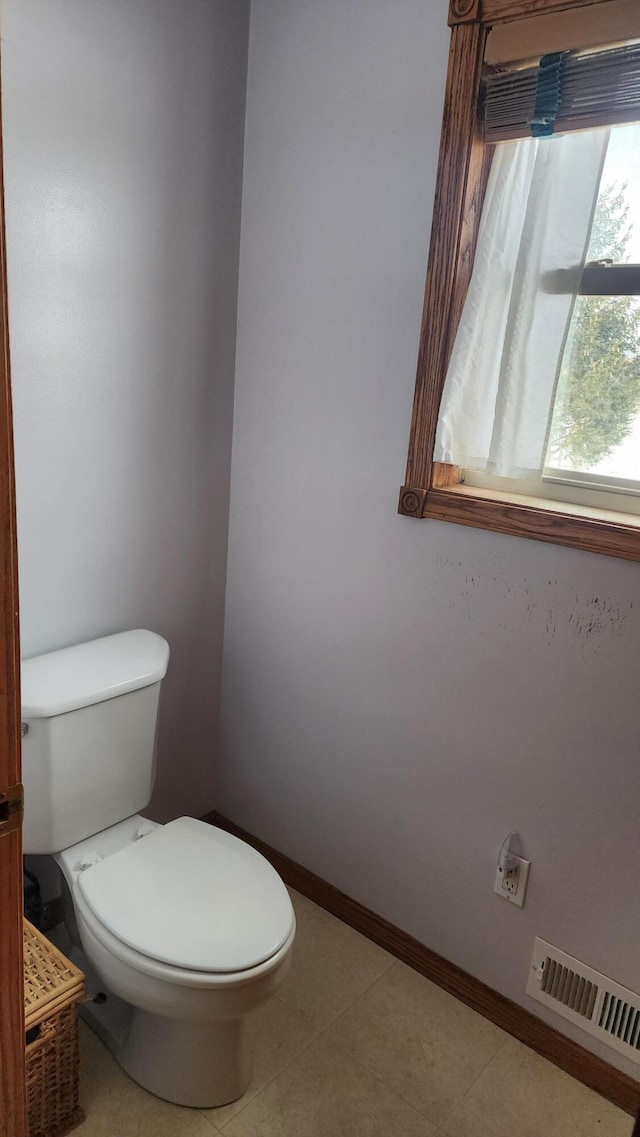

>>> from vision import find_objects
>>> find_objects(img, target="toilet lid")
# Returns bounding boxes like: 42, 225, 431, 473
76, 817, 294, 973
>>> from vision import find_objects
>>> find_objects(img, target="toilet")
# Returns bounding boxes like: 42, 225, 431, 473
21, 630, 296, 1108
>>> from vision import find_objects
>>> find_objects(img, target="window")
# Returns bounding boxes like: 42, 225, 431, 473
544, 126, 640, 504
441, 123, 640, 515
400, 0, 640, 562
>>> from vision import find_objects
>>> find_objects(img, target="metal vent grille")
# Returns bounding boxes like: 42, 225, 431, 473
527, 938, 640, 1065
540, 957, 598, 1019
599, 993, 640, 1052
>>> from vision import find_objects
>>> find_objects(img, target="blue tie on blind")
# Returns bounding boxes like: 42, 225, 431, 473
530, 53, 567, 138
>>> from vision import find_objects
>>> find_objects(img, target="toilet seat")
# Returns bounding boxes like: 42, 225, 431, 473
76, 817, 294, 974
72, 881, 296, 990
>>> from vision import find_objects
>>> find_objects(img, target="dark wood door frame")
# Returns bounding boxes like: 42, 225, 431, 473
0, 43, 26, 1137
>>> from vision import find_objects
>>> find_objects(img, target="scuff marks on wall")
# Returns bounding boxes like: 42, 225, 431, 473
567, 594, 631, 642
432, 554, 634, 657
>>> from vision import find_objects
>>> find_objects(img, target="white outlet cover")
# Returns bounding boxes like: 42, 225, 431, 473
494, 856, 531, 908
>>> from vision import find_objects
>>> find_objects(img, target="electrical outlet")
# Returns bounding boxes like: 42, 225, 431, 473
494, 856, 530, 908
502, 865, 520, 895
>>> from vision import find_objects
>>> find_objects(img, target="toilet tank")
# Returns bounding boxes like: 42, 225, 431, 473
21, 630, 170, 854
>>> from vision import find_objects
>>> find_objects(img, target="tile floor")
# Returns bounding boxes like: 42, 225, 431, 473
74, 888, 632, 1137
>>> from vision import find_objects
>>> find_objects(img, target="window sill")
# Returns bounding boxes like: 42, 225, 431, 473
399, 481, 640, 562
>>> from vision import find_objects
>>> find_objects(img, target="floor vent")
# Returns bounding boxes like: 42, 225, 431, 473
527, 938, 640, 1065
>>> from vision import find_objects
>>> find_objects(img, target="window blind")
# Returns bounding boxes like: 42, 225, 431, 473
484, 42, 640, 142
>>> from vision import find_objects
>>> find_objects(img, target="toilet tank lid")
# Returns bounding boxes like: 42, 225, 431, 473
21, 630, 170, 718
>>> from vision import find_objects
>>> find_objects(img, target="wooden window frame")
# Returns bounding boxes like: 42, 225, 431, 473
399, 0, 640, 563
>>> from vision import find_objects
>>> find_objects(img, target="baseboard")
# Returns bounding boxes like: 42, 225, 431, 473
205, 810, 640, 1118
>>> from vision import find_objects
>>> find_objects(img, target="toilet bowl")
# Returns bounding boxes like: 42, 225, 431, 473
21, 631, 296, 1108
56, 814, 295, 1106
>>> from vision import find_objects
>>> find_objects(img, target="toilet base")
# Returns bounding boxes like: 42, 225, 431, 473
78, 950, 251, 1108
117, 1011, 251, 1108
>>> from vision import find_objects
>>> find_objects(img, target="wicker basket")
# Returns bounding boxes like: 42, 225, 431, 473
24, 920, 85, 1137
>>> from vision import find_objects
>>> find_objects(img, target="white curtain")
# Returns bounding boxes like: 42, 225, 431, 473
434, 129, 610, 479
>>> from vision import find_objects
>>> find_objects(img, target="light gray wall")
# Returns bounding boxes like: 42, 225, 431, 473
3, 0, 249, 820
220, 0, 640, 1073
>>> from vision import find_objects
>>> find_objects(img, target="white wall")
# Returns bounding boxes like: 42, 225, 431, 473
3, 0, 249, 820
220, 0, 640, 1073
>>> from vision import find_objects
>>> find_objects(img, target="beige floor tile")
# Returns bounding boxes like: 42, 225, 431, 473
73, 931, 630, 1137
287, 886, 310, 911
202, 995, 319, 1126
276, 899, 394, 1030
441, 1037, 631, 1137
77, 1022, 220, 1135
221, 1035, 437, 1137
77, 1105, 219, 1137
327, 960, 507, 1126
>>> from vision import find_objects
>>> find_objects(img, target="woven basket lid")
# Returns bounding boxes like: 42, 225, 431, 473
24, 920, 84, 1030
